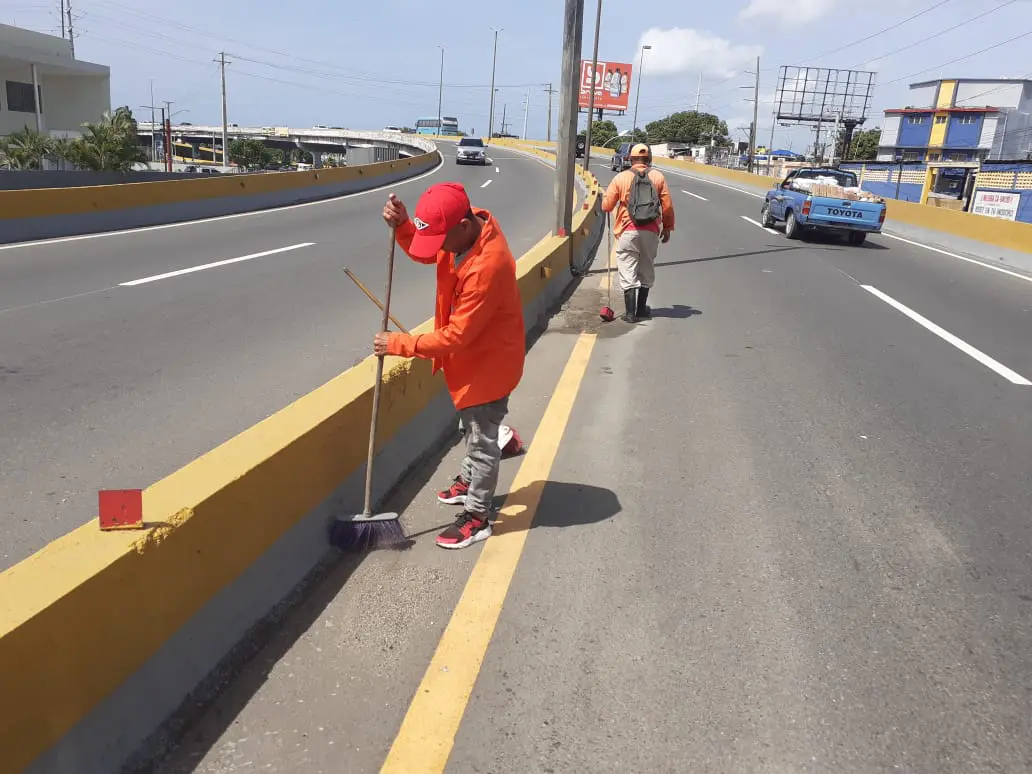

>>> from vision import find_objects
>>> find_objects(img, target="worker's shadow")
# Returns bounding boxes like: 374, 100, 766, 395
648, 304, 702, 320
490, 479, 622, 533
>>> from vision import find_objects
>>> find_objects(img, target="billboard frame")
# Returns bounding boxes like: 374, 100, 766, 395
773, 65, 876, 161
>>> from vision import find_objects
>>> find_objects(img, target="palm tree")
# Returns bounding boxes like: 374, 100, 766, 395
62, 108, 147, 172
0, 126, 55, 169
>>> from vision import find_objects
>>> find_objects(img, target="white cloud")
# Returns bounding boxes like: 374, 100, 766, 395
738, 0, 838, 24
636, 28, 763, 80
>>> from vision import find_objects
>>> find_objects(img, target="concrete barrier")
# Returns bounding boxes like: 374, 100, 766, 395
0, 163, 603, 774
0, 150, 442, 245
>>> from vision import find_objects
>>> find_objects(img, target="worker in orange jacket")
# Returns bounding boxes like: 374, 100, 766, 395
601, 143, 676, 322
376, 182, 525, 549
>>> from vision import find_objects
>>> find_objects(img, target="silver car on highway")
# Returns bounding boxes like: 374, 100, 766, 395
456, 137, 488, 166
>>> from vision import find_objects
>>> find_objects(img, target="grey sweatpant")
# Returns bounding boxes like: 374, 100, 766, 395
615, 228, 660, 291
457, 395, 509, 514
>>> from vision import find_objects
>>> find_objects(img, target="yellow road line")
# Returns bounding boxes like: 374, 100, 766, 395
380, 332, 598, 774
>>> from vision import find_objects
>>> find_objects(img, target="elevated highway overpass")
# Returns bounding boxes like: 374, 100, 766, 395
138, 123, 433, 168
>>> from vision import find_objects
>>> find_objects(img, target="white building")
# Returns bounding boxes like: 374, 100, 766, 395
0, 23, 110, 139
877, 78, 1032, 162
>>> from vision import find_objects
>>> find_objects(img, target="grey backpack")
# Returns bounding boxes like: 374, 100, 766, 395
627, 168, 662, 225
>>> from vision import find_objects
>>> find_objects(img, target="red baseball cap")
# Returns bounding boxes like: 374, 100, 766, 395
408, 182, 471, 258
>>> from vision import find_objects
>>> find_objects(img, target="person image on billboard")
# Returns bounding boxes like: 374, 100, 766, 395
621, 71, 628, 95
610, 68, 622, 98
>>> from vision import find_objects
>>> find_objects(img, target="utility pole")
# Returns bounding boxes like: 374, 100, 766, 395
554, 0, 584, 238
522, 89, 530, 140
149, 80, 156, 164
583, 0, 602, 170
768, 112, 776, 174
544, 83, 557, 143
60, 0, 66, 38
747, 55, 760, 174
488, 28, 501, 139
501, 103, 507, 136
437, 46, 445, 136
217, 52, 230, 168
695, 72, 702, 112
163, 100, 174, 172
66, 0, 75, 58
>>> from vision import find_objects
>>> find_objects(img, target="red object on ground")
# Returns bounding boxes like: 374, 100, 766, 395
98, 489, 144, 530
599, 305, 616, 322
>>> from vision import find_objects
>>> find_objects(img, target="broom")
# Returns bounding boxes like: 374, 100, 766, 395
330, 226, 407, 552
599, 211, 615, 322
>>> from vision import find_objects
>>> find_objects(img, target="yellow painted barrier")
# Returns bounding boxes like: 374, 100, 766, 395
0, 158, 602, 772
0, 152, 439, 221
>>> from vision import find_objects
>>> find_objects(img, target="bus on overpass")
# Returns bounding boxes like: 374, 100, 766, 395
415, 116, 460, 136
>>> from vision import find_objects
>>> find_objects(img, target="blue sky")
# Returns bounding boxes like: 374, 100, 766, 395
6, 0, 1032, 151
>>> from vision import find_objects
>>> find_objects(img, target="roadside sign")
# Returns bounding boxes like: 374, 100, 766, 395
971, 190, 1020, 221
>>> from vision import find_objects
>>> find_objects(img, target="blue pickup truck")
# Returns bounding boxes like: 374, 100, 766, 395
760, 167, 886, 245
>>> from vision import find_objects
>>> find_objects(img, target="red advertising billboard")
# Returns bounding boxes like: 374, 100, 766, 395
579, 60, 632, 113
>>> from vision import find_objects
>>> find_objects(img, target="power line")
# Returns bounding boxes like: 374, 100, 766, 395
879, 30, 1032, 87
852, 0, 1019, 68
804, 0, 954, 65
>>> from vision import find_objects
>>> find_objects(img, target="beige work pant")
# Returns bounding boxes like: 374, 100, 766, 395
615, 228, 660, 291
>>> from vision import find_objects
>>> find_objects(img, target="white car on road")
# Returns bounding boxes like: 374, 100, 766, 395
455, 137, 488, 166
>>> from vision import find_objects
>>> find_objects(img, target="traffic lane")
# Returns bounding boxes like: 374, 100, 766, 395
670, 168, 1032, 383
0, 160, 449, 312
449, 220, 1032, 773
0, 145, 546, 314
0, 147, 557, 569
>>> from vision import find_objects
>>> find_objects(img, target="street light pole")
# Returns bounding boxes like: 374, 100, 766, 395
631, 43, 651, 142
437, 46, 445, 136
554, 0, 585, 238
488, 28, 501, 138
583, 0, 603, 170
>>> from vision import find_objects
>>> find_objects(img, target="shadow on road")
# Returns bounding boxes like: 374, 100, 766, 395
649, 304, 702, 320
492, 479, 621, 533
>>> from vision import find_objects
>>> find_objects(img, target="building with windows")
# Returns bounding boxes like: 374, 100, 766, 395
877, 77, 1032, 163
0, 23, 110, 139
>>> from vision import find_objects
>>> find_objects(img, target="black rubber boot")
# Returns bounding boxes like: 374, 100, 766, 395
622, 288, 638, 323
636, 286, 651, 319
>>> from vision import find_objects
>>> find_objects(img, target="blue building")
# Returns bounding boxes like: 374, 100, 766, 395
877, 77, 1032, 163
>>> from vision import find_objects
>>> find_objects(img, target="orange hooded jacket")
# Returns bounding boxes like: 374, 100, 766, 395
385, 207, 525, 410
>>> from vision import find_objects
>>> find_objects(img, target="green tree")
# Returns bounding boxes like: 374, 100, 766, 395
578, 119, 619, 148
229, 138, 273, 170
644, 111, 729, 146
61, 108, 148, 172
265, 147, 284, 167
837, 127, 880, 161
0, 125, 55, 169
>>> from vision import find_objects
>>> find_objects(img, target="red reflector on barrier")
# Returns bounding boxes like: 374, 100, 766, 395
98, 489, 144, 530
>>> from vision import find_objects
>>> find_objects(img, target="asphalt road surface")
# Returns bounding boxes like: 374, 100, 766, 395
158, 156, 1032, 773
0, 143, 556, 569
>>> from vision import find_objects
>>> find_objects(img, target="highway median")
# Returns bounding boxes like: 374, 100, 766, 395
0, 159, 604, 773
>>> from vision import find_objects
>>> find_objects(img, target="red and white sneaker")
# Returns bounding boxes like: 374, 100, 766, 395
437, 475, 470, 505
436, 511, 492, 550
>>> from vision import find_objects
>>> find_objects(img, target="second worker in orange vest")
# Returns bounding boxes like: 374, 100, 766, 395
601, 143, 676, 323
376, 182, 525, 551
